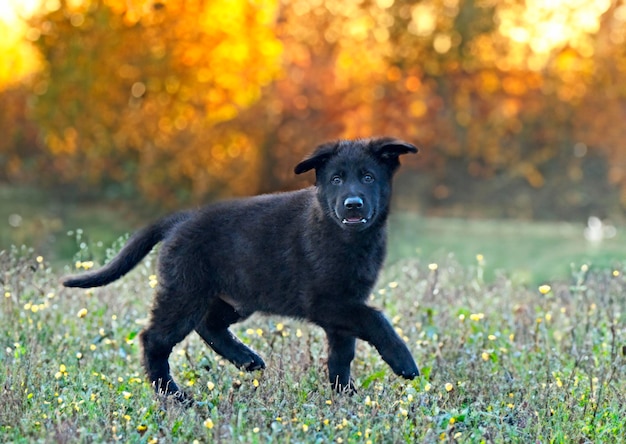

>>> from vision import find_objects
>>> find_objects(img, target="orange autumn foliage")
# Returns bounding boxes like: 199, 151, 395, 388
0, 0, 625, 216
26, 0, 281, 203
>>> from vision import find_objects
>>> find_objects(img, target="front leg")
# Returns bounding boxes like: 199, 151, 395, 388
312, 304, 419, 381
325, 329, 357, 394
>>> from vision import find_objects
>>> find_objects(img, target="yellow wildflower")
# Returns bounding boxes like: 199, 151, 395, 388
75, 261, 94, 270
538, 284, 551, 295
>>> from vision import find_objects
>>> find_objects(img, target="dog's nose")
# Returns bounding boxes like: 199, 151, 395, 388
344, 196, 364, 210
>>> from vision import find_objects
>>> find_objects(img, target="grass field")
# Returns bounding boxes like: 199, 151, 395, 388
1, 187, 625, 442
1, 239, 624, 442
0, 186, 148, 263
388, 213, 626, 285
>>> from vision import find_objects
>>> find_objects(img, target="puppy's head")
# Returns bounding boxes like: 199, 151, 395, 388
294, 138, 418, 230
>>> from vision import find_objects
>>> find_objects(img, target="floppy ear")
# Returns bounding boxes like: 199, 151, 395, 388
294, 141, 338, 175
370, 137, 418, 172
372, 137, 419, 159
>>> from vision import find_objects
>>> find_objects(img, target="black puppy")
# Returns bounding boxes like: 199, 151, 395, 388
63, 137, 419, 400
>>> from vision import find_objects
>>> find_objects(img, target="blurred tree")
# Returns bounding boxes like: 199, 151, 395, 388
0, 87, 42, 183
575, 0, 626, 206
366, 0, 623, 217
28, 0, 281, 204
223, 0, 412, 193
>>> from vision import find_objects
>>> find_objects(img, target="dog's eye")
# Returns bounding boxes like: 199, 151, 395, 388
331, 176, 343, 185
363, 174, 374, 183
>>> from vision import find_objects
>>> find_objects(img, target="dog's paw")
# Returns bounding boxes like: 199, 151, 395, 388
399, 366, 419, 380
332, 378, 357, 395
156, 388, 194, 408
172, 390, 194, 406
242, 353, 266, 372
387, 354, 420, 380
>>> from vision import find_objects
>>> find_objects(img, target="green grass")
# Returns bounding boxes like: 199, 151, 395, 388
388, 213, 626, 284
0, 186, 147, 263
1, 242, 624, 443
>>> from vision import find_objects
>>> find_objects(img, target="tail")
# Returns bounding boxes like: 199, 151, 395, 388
62, 211, 192, 288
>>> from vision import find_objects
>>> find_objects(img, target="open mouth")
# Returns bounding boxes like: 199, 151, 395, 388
341, 217, 368, 225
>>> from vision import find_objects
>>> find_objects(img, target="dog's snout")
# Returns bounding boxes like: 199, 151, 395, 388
344, 196, 364, 210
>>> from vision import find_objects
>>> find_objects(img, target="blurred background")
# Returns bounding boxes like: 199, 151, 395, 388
1, 0, 626, 281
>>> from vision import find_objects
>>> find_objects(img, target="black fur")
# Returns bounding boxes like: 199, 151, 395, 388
63, 137, 419, 400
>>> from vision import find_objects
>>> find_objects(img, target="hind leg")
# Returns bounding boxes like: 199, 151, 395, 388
195, 299, 265, 371
325, 329, 357, 394
140, 289, 201, 401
